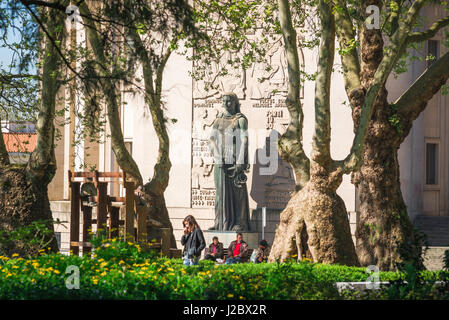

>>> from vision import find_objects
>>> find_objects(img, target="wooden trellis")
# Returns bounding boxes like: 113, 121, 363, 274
68, 170, 174, 256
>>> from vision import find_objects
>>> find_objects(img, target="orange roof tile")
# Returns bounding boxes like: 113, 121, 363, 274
2, 133, 37, 153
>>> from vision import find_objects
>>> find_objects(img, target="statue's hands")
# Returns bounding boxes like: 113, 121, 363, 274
235, 164, 247, 173
227, 164, 247, 178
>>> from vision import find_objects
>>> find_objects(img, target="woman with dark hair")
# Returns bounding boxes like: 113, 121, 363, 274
181, 215, 206, 266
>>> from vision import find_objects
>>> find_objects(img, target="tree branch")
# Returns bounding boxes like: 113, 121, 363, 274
338, 0, 428, 174
26, 0, 68, 183
334, 0, 361, 104
276, 0, 309, 188
79, 1, 143, 186
408, 14, 449, 44
311, 0, 335, 166
396, 50, 449, 126
155, 46, 172, 97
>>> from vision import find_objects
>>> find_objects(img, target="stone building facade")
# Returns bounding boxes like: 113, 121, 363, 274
47, 5, 449, 259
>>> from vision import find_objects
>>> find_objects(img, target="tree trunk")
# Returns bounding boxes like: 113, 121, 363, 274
352, 0, 434, 270
354, 55, 449, 271
79, 2, 143, 187
269, 0, 360, 265
269, 162, 359, 265
0, 166, 58, 257
277, 0, 309, 189
353, 135, 423, 270
1, 1, 70, 256
141, 190, 176, 248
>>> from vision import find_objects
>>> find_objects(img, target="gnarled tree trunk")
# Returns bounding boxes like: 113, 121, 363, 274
0, 1, 68, 256
270, 0, 426, 265
270, 162, 359, 265
355, 54, 449, 270
270, 0, 359, 265
0, 166, 58, 256
353, 2, 449, 270
81, 1, 177, 248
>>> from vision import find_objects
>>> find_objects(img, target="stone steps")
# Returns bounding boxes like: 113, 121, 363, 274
414, 216, 449, 246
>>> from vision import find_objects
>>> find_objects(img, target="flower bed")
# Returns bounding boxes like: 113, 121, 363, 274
0, 240, 447, 300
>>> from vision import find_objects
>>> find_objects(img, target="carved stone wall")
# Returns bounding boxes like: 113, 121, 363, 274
191, 36, 304, 210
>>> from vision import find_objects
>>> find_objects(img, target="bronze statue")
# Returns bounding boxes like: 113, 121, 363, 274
208, 92, 250, 231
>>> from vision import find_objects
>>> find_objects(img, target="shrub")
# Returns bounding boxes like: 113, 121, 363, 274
0, 239, 447, 300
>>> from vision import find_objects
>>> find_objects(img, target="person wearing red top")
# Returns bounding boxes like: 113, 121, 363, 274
225, 233, 249, 264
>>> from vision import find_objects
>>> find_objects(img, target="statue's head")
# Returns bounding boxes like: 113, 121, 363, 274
222, 92, 241, 114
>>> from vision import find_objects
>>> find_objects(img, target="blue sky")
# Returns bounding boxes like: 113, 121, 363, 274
0, 28, 16, 69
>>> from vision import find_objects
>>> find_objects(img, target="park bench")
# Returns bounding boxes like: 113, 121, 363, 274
203, 247, 255, 263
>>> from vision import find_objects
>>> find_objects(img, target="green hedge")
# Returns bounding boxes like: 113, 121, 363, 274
0, 240, 447, 299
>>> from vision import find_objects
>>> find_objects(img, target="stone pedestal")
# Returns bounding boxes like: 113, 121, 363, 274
203, 230, 259, 250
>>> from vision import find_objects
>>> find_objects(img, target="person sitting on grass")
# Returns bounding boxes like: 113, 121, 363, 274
204, 236, 224, 262
225, 233, 248, 264
254, 239, 270, 263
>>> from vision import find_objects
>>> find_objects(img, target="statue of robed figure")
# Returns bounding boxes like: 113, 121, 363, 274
208, 92, 250, 231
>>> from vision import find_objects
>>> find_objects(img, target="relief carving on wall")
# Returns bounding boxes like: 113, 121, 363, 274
191, 32, 305, 210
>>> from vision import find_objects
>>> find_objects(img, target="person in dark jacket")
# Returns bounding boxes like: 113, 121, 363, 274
254, 240, 271, 263
225, 233, 249, 264
204, 236, 224, 261
181, 215, 206, 266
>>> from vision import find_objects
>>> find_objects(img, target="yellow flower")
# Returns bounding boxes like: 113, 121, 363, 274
118, 260, 125, 265
100, 262, 108, 268
100, 271, 107, 277
227, 293, 234, 298
239, 296, 244, 300
11, 253, 19, 258
54, 270, 60, 274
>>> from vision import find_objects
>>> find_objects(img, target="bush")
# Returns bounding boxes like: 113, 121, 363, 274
0, 240, 448, 300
